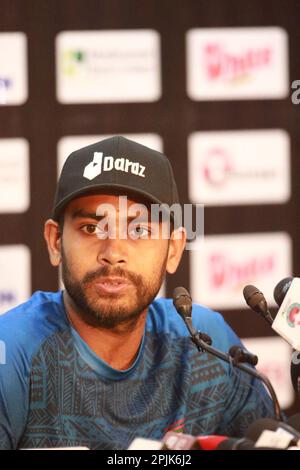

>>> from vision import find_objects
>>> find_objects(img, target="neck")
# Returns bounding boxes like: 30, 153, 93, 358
63, 290, 147, 370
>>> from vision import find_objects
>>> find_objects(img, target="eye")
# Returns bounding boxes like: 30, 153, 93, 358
81, 224, 103, 235
128, 225, 151, 239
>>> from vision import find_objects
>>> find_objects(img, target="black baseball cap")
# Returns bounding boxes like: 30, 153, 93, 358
52, 136, 180, 221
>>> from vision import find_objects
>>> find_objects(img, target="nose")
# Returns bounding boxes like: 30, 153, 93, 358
97, 237, 127, 266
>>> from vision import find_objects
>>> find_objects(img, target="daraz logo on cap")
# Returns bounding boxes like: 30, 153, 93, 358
83, 152, 146, 181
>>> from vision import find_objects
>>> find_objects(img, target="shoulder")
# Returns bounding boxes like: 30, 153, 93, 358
147, 297, 241, 351
0, 291, 69, 448
0, 290, 69, 369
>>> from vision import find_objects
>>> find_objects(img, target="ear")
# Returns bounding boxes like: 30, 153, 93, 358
44, 219, 62, 267
166, 227, 186, 274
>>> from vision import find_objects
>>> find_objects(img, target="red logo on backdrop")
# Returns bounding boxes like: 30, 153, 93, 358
203, 44, 272, 82
209, 253, 275, 290
203, 148, 232, 186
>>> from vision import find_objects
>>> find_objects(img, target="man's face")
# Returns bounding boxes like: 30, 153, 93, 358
56, 194, 179, 329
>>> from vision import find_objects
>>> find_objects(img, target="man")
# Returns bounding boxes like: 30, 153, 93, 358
0, 136, 273, 449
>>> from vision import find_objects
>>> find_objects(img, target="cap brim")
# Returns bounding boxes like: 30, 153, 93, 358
52, 183, 169, 221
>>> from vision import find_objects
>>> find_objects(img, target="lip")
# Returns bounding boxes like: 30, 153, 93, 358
94, 276, 131, 294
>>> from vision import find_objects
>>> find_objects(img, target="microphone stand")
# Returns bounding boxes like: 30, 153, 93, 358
182, 315, 283, 422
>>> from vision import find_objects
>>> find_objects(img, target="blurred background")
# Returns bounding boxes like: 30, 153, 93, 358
0, 0, 299, 414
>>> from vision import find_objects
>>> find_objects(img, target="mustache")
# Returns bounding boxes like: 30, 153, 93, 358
82, 265, 142, 286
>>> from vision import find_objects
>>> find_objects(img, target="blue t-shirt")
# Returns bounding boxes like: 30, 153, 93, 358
0, 291, 273, 449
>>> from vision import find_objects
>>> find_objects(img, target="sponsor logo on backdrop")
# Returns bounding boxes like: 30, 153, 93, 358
56, 30, 161, 103
0, 32, 27, 105
202, 148, 232, 186
208, 251, 274, 290
62, 49, 87, 76
203, 43, 272, 82
190, 232, 292, 310
186, 27, 288, 100
0, 138, 30, 213
242, 337, 293, 409
0, 245, 31, 315
202, 148, 277, 186
188, 130, 290, 205
0, 291, 17, 305
0, 78, 12, 88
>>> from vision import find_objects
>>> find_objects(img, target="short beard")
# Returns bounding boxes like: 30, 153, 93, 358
61, 245, 167, 330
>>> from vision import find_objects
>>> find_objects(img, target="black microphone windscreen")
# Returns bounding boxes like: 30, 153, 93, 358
287, 414, 300, 433
245, 418, 279, 442
217, 437, 255, 450
243, 285, 260, 304
246, 417, 300, 443
172, 287, 192, 319
273, 277, 293, 307
243, 285, 267, 312
173, 286, 191, 302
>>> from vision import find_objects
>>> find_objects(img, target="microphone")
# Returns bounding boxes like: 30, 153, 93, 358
173, 286, 212, 345
287, 414, 300, 433
172, 286, 283, 421
266, 277, 300, 401
173, 286, 192, 320
163, 431, 257, 450
195, 435, 257, 450
129, 433, 287, 451
273, 277, 293, 307
272, 277, 300, 350
129, 432, 258, 451
246, 417, 300, 449
229, 345, 258, 366
243, 285, 274, 325
127, 437, 165, 450
162, 431, 199, 450
195, 434, 279, 450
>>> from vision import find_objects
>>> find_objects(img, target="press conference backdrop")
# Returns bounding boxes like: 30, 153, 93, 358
0, 0, 300, 414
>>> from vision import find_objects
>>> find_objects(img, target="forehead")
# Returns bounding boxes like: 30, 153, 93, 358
65, 194, 151, 217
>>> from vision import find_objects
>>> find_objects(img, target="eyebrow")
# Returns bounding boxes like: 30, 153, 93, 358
70, 209, 151, 223
71, 209, 103, 221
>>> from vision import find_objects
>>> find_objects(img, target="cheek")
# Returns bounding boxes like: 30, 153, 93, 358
134, 242, 168, 271
62, 230, 96, 265
61, 242, 88, 279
